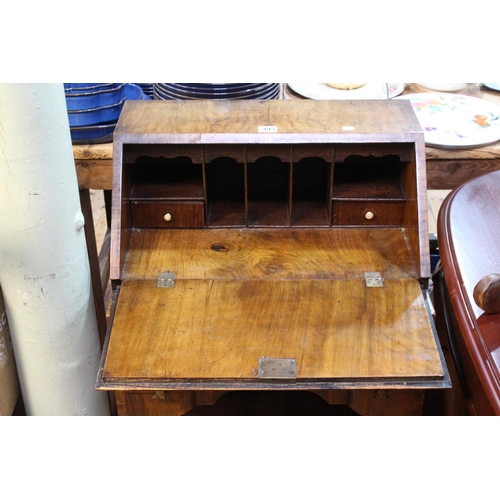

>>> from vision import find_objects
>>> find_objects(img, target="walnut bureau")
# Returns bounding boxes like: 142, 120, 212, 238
96, 99, 450, 415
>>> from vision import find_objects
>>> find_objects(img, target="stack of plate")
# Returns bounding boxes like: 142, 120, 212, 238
65, 83, 151, 144
134, 83, 154, 98
153, 83, 280, 100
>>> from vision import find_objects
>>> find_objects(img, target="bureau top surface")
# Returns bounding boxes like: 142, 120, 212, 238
114, 99, 423, 144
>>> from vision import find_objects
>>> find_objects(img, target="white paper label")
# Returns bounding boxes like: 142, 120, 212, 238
258, 126, 278, 133
342, 126, 355, 131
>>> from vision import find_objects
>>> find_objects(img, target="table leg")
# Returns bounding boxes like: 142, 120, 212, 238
80, 188, 107, 347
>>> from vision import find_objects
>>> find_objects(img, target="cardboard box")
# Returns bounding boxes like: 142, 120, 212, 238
0, 287, 20, 416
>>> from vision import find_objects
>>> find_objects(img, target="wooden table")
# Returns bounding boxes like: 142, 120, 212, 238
434, 169, 500, 415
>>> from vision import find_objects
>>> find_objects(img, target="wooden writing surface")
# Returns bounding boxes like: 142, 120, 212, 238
101, 228, 444, 388
103, 278, 442, 383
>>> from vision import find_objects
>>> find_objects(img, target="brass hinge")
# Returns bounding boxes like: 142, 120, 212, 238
157, 271, 176, 288
258, 357, 297, 380
364, 272, 384, 287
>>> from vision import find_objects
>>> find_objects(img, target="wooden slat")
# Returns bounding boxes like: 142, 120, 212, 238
426, 159, 500, 190
73, 143, 113, 160
75, 160, 113, 190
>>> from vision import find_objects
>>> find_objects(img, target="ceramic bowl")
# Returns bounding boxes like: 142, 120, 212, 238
69, 84, 151, 141
64, 83, 118, 94
67, 98, 126, 126
65, 83, 126, 110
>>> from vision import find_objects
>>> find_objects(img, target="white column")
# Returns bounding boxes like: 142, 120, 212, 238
0, 83, 110, 415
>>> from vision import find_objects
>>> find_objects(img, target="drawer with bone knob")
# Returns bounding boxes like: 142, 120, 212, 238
131, 201, 204, 228
332, 200, 406, 226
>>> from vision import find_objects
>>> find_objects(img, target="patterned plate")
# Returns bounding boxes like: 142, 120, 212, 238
397, 93, 500, 148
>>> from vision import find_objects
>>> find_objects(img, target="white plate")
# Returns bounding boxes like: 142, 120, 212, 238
483, 83, 500, 92
415, 83, 468, 92
287, 83, 405, 100
397, 93, 500, 148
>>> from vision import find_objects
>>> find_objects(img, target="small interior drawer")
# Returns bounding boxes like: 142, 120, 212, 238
131, 201, 205, 228
333, 200, 406, 226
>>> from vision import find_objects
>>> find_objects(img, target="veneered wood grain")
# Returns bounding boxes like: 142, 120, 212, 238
114, 99, 423, 142
121, 228, 418, 281
109, 100, 431, 281
103, 278, 443, 382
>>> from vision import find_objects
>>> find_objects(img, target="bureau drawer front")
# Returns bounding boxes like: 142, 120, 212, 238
333, 200, 406, 226
131, 201, 205, 228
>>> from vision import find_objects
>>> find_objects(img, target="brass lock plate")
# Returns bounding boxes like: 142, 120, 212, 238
258, 357, 297, 380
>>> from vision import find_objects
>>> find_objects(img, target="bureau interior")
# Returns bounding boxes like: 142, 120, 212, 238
121, 142, 417, 229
